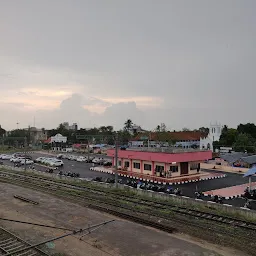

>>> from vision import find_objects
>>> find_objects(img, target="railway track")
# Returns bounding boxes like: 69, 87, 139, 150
1, 169, 256, 232
0, 227, 49, 256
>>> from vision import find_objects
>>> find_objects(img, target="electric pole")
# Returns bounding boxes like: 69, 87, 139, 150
24, 136, 27, 171
115, 133, 118, 187
87, 138, 90, 161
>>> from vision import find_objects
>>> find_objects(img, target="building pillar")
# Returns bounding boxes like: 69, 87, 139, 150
140, 160, 143, 174
130, 159, 132, 172
152, 161, 155, 176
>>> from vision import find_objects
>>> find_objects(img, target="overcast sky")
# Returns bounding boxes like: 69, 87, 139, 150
0, 0, 255, 131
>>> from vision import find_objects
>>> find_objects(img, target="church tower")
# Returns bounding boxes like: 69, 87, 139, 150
209, 122, 222, 142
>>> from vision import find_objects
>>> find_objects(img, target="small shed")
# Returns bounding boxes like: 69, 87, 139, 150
237, 155, 256, 168
220, 152, 248, 165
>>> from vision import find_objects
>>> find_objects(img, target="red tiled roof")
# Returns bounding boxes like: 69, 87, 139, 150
44, 138, 51, 143
132, 131, 207, 141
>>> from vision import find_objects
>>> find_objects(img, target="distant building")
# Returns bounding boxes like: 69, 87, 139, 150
24, 127, 48, 145
44, 133, 68, 151
62, 122, 78, 131
129, 122, 222, 152
129, 131, 203, 149
200, 122, 222, 151
127, 124, 144, 135
107, 147, 212, 178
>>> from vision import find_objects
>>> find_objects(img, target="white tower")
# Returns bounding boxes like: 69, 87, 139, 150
209, 122, 222, 142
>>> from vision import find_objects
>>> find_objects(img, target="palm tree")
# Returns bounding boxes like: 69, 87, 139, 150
156, 125, 161, 132
124, 119, 133, 131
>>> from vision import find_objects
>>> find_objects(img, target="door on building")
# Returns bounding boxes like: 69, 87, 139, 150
180, 162, 189, 175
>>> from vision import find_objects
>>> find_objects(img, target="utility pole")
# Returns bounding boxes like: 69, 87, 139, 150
24, 136, 27, 171
87, 138, 90, 161
115, 133, 118, 187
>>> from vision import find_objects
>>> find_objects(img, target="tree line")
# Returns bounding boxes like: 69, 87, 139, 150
2, 121, 256, 152
213, 123, 256, 153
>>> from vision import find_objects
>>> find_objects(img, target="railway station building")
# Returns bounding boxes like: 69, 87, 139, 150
107, 148, 212, 178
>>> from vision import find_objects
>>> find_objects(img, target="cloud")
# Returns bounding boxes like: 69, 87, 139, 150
0, 1, 256, 131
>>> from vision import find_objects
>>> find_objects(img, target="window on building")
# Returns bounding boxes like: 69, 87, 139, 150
144, 164, 151, 171
118, 160, 122, 166
170, 166, 178, 172
190, 162, 198, 170
124, 161, 129, 168
133, 162, 140, 169
155, 165, 164, 172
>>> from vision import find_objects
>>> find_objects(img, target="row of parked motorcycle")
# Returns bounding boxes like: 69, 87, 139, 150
242, 188, 256, 200
58, 170, 80, 177
92, 176, 228, 204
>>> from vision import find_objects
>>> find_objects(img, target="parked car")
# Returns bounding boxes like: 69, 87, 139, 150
49, 159, 64, 167
12, 157, 26, 163
20, 159, 34, 165
68, 155, 76, 160
1, 154, 13, 160
98, 158, 106, 165
86, 156, 94, 163
92, 158, 101, 164
77, 156, 86, 162
103, 160, 112, 166
34, 157, 46, 163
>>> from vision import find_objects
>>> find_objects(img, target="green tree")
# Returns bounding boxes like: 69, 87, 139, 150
237, 123, 256, 139
198, 127, 209, 134
0, 126, 6, 137
124, 119, 133, 131
155, 125, 161, 132
219, 127, 238, 147
182, 127, 190, 131
233, 133, 256, 153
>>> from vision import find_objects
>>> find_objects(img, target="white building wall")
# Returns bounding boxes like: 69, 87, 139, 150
200, 122, 222, 151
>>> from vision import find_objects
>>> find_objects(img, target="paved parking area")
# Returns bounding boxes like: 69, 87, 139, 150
204, 182, 256, 199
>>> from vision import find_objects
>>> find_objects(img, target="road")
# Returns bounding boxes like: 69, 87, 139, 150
1, 151, 255, 208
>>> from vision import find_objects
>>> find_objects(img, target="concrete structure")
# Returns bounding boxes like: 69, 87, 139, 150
200, 122, 222, 151
127, 124, 144, 135
130, 123, 222, 151
129, 131, 203, 149
62, 122, 78, 131
47, 133, 68, 151
107, 148, 212, 178
24, 127, 48, 145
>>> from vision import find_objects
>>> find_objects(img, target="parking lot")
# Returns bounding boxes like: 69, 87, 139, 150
1, 151, 255, 208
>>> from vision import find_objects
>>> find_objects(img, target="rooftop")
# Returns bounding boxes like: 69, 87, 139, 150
132, 131, 208, 142
107, 148, 212, 163
126, 147, 209, 154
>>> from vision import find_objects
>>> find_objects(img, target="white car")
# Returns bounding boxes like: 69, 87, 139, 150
10, 157, 18, 162
48, 159, 63, 167
77, 156, 86, 162
1, 155, 12, 160
92, 158, 101, 164
41, 158, 53, 164
20, 159, 34, 165
12, 157, 25, 163
35, 157, 46, 163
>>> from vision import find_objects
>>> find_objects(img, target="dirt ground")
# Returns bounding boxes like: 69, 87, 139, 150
0, 183, 249, 256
